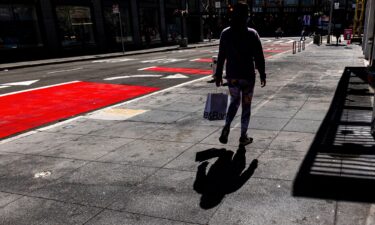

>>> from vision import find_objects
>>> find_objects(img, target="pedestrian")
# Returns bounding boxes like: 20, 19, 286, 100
300, 27, 306, 41
334, 28, 341, 46
214, 2, 266, 146
275, 27, 283, 39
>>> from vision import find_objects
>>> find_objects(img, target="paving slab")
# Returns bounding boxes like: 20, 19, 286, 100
41, 118, 118, 135
40, 135, 133, 161
98, 139, 194, 167
253, 107, 299, 119
88, 209, 192, 225
283, 119, 322, 133
253, 149, 305, 181
248, 116, 290, 131
335, 202, 375, 225
268, 131, 315, 152
143, 126, 217, 143
88, 121, 165, 139
201, 128, 278, 149
32, 162, 157, 207
0, 192, 22, 208
128, 110, 190, 123
164, 143, 263, 172
0, 196, 100, 225
0, 132, 82, 154
0, 155, 86, 194
110, 169, 217, 224
209, 178, 335, 225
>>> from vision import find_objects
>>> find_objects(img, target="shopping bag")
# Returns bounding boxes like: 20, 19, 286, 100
203, 93, 228, 120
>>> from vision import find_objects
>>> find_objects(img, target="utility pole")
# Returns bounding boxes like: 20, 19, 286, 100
327, 0, 334, 44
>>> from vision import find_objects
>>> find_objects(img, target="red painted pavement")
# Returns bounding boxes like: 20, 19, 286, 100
0, 81, 159, 139
144, 66, 212, 75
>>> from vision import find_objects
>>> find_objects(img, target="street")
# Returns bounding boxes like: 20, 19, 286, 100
1, 37, 375, 225
0, 38, 300, 139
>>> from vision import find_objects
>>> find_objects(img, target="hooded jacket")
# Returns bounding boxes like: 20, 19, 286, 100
215, 26, 266, 81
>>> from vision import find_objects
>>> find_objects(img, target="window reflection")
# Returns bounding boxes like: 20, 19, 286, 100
0, 4, 42, 49
56, 6, 96, 48
103, 4, 133, 49
139, 4, 161, 45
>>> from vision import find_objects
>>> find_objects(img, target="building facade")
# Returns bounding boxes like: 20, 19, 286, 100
363, 0, 375, 67
0, 0, 203, 62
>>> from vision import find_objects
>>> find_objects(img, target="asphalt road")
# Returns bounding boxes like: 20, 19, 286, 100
0, 38, 299, 95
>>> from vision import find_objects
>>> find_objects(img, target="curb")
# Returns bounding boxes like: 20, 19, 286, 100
0, 43, 219, 71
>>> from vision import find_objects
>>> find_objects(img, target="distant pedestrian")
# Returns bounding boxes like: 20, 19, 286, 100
334, 28, 341, 46
300, 27, 306, 41
275, 27, 283, 39
214, 2, 266, 146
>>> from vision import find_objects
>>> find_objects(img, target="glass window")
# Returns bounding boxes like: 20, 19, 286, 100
0, 4, 43, 49
139, 7, 161, 45
301, 0, 314, 6
284, 0, 298, 6
103, 4, 133, 48
56, 6, 96, 48
165, 8, 181, 42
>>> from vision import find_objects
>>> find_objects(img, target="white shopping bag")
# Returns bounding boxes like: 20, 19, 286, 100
203, 93, 228, 120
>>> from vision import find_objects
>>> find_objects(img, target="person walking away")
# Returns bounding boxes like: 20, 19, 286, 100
214, 2, 266, 146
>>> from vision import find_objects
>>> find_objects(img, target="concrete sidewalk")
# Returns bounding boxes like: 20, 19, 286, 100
0, 40, 220, 70
1, 43, 375, 225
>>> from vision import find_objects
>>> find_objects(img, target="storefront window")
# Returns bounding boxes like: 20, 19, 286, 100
56, 6, 96, 48
165, 0, 181, 43
103, 3, 133, 48
0, 4, 43, 49
284, 0, 298, 6
139, 1, 161, 45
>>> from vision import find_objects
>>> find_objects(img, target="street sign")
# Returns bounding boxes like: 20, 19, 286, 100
334, 2, 339, 9
215, 2, 221, 8
112, 4, 119, 14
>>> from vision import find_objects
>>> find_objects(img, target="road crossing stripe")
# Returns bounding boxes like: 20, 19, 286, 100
142, 66, 212, 75
190, 58, 212, 62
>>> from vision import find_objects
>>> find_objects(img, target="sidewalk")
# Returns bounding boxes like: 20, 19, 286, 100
1, 42, 375, 225
0, 40, 220, 70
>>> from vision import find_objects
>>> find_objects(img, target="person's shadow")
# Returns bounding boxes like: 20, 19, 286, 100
193, 146, 258, 209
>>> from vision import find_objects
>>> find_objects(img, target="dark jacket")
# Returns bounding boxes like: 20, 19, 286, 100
215, 27, 266, 81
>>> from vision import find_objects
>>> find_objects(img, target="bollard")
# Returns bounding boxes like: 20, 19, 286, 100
302, 40, 305, 50
292, 41, 296, 54
298, 41, 301, 52
211, 56, 217, 75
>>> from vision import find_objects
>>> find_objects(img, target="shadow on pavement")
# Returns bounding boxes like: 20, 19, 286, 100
293, 67, 375, 202
194, 146, 258, 209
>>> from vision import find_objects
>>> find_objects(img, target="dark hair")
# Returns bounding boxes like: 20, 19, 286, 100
231, 3, 249, 29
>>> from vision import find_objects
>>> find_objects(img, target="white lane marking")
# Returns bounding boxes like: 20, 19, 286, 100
104, 75, 163, 80
274, 40, 284, 44
92, 58, 136, 63
47, 67, 83, 74
286, 40, 295, 43
138, 66, 156, 71
263, 39, 272, 43
1, 80, 39, 86
0, 86, 10, 89
141, 58, 185, 63
162, 74, 189, 79
0, 80, 79, 97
